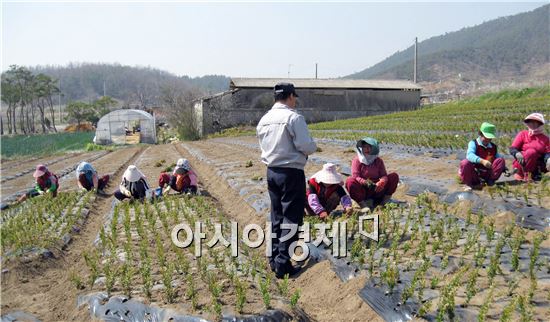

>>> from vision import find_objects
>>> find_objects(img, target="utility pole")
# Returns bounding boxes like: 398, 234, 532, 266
58, 78, 62, 123
414, 37, 418, 83
315, 63, 318, 79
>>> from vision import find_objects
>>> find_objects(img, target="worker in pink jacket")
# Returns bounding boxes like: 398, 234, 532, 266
509, 113, 550, 181
345, 137, 399, 208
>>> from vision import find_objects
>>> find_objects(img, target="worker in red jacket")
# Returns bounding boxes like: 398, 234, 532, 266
158, 158, 198, 195
17, 164, 59, 202
306, 163, 353, 220
345, 137, 399, 208
509, 113, 550, 181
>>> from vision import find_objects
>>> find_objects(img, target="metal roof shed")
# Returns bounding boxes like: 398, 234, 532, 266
230, 78, 422, 90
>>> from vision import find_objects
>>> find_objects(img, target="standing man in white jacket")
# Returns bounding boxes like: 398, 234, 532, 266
257, 82, 317, 278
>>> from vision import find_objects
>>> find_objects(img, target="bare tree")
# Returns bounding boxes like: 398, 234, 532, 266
46, 81, 60, 132
34, 74, 49, 133
161, 83, 204, 140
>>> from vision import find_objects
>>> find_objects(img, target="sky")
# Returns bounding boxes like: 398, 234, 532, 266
2, 1, 546, 78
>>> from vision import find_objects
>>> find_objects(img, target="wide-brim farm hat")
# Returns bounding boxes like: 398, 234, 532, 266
524, 113, 545, 125
123, 165, 145, 182
312, 163, 343, 185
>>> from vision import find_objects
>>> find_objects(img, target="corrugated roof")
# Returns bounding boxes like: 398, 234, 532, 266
230, 78, 421, 90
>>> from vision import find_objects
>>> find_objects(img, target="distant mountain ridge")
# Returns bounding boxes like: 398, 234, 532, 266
346, 4, 549, 85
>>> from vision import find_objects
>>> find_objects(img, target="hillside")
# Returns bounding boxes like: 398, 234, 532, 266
27, 63, 230, 106
347, 4, 549, 91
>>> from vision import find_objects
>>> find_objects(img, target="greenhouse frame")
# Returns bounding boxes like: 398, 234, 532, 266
95, 109, 157, 145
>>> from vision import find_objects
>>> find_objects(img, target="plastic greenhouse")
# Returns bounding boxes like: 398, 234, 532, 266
95, 109, 157, 145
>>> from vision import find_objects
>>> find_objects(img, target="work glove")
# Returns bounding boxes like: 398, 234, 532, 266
480, 159, 492, 169
375, 179, 387, 193
515, 152, 524, 165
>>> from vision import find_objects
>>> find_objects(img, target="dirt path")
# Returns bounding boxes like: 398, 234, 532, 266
0, 152, 85, 178
213, 135, 462, 187
1, 146, 145, 321
1, 155, 56, 173
126, 143, 183, 181
209, 136, 550, 219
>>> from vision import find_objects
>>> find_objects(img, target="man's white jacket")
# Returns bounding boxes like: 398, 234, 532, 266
256, 102, 317, 170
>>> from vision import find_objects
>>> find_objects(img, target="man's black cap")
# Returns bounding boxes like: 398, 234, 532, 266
274, 82, 299, 97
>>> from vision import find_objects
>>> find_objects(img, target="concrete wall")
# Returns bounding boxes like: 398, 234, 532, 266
196, 88, 420, 136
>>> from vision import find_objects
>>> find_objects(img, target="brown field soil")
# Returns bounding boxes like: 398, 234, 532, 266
1, 138, 548, 321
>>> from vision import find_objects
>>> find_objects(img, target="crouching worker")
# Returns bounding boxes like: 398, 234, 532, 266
306, 163, 352, 219
114, 165, 151, 202
459, 122, 505, 190
509, 113, 550, 182
158, 158, 198, 195
17, 164, 59, 202
346, 137, 399, 208
76, 161, 110, 194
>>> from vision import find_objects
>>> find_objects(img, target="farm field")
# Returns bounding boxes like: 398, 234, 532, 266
4, 0, 550, 319
1, 132, 95, 160
1, 135, 548, 321
310, 87, 550, 150
1, 88, 549, 322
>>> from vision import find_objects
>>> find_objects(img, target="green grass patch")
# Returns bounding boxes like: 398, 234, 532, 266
206, 126, 256, 139
470, 85, 550, 103
85, 143, 114, 152
1, 132, 95, 159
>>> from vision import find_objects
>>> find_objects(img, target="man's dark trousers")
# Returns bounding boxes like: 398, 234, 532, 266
267, 167, 305, 272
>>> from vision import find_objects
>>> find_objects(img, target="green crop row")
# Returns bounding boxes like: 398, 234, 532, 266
1, 191, 93, 258
79, 195, 301, 319
311, 96, 550, 135
1, 132, 95, 159
305, 193, 548, 321
312, 130, 514, 150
